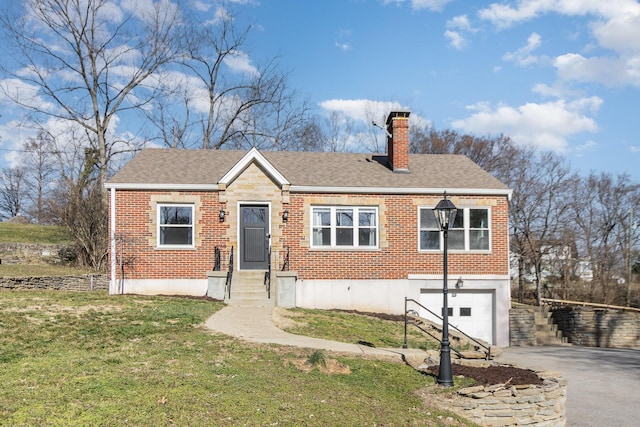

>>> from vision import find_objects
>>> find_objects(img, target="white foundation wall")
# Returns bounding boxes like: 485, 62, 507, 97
109, 279, 208, 296
295, 275, 511, 347
295, 279, 418, 314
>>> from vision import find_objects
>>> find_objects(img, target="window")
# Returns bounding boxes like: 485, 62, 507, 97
158, 204, 194, 247
312, 206, 378, 248
460, 307, 472, 317
419, 207, 490, 251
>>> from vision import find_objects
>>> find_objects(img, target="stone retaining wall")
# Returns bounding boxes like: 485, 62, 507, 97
550, 306, 640, 347
452, 369, 567, 427
509, 307, 536, 346
0, 275, 109, 292
0, 243, 72, 265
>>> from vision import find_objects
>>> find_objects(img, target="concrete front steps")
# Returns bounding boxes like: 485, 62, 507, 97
226, 270, 274, 308
534, 306, 570, 346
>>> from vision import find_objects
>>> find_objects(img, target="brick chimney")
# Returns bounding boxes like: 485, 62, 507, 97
386, 110, 410, 173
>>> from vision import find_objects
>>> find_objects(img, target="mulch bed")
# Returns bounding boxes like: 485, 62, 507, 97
336, 309, 544, 386
427, 364, 543, 386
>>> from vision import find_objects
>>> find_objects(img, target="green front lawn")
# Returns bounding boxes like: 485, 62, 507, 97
0, 264, 95, 277
281, 308, 443, 350
0, 291, 475, 426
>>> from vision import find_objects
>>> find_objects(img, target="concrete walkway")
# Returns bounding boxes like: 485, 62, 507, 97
204, 304, 427, 362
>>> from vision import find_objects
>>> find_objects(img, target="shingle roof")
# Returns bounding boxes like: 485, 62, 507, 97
107, 148, 509, 193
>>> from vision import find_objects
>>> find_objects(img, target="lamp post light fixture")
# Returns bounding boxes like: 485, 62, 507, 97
433, 191, 457, 387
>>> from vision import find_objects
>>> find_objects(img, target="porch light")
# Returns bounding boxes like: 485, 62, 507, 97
219, 209, 226, 222
433, 191, 457, 387
282, 210, 289, 222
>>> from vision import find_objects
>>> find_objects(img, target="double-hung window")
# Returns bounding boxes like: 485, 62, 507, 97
158, 204, 194, 247
419, 207, 490, 251
312, 206, 378, 248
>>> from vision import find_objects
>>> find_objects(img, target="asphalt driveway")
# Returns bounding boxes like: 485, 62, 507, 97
499, 346, 640, 427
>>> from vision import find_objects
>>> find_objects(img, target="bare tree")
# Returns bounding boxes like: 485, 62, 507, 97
410, 126, 518, 175
0, 167, 27, 220
570, 172, 640, 305
0, 0, 183, 193
48, 145, 108, 269
287, 117, 328, 152
22, 132, 57, 223
503, 151, 577, 305
146, 8, 311, 151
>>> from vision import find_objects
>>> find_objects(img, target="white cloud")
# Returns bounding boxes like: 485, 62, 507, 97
554, 53, 640, 87
574, 139, 597, 157
335, 29, 352, 52
452, 97, 602, 152
479, 1, 640, 87
447, 15, 474, 31
591, 12, 640, 53
532, 82, 581, 99
118, 0, 181, 22
444, 30, 466, 50
444, 15, 477, 50
0, 78, 57, 112
319, 99, 431, 129
223, 50, 260, 77
502, 32, 545, 66
382, 0, 453, 11
209, 6, 232, 25
320, 99, 407, 123
478, 1, 620, 29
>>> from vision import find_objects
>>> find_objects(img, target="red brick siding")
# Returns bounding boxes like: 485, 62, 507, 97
281, 193, 509, 280
110, 190, 229, 279
110, 189, 509, 281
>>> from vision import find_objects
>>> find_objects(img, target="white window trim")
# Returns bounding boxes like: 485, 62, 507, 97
311, 206, 379, 249
418, 206, 491, 253
157, 203, 195, 249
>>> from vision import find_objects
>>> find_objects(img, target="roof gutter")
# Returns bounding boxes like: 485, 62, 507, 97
289, 186, 513, 200
104, 182, 512, 200
104, 183, 220, 191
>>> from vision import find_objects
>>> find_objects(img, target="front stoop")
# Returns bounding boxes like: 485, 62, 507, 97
226, 270, 274, 308
534, 307, 570, 346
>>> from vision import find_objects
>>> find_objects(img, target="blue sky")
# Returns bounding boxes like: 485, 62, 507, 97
237, 0, 640, 180
1, 0, 639, 182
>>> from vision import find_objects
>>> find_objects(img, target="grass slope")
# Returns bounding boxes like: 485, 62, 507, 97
0, 222, 94, 276
0, 222, 72, 245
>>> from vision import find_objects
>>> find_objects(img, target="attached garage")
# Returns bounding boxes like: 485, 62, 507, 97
419, 288, 496, 345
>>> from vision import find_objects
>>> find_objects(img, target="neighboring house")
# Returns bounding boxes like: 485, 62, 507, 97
510, 243, 594, 284
105, 111, 513, 346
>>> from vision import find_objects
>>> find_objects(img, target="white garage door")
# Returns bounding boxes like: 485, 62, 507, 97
419, 289, 494, 345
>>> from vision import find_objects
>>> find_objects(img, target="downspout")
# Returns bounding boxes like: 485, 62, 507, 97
109, 187, 117, 294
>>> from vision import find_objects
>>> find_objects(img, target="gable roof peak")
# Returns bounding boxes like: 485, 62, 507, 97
219, 147, 289, 186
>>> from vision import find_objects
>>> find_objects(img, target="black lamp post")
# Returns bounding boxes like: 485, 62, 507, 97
433, 191, 457, 387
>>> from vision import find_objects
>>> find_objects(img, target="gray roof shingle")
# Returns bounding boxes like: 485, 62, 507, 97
107, 148, 509, 192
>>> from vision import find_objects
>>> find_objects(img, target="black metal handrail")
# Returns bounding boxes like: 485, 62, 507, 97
264, 243, 272, 299
225, 247, 234, 299
403, 297, 491, 360
213, 246, 221, 271
281, 246, 290, 271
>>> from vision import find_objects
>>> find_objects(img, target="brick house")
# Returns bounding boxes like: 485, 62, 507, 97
106, 111, 512, 346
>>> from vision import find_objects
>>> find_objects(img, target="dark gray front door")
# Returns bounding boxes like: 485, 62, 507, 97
240, 205, 269, 270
